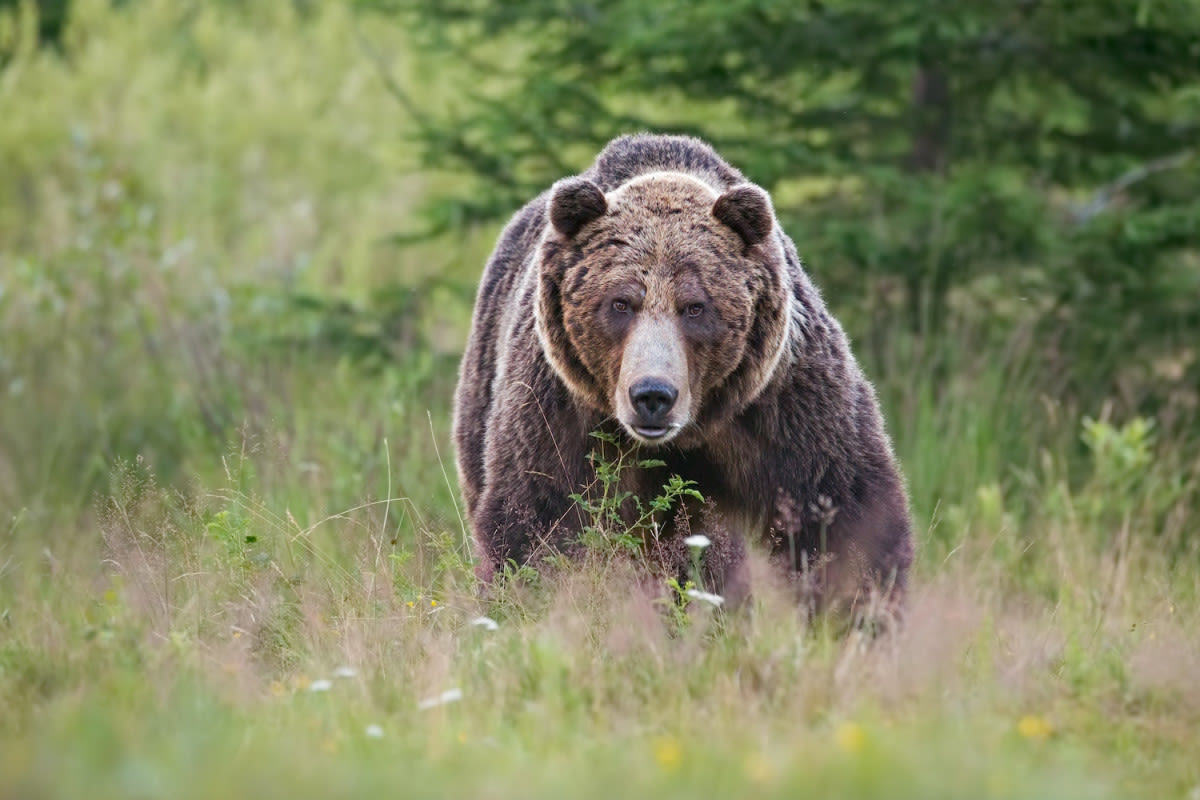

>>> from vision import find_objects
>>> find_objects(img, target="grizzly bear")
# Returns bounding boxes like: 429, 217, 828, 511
454, 134, 914, 614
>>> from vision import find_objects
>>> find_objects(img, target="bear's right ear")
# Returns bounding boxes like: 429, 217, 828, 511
548, 178, 607, 238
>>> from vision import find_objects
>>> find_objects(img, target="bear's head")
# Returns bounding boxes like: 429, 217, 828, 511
536, 171, 793, 448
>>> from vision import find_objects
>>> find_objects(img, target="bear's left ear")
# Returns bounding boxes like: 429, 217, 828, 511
712, 185, 774, 246
548, 177, 608, 238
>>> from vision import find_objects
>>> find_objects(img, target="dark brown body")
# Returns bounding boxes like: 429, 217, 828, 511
453, 134, 914, 614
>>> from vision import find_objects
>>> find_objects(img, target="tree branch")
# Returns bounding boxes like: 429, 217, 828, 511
1072, 150, 1195, 225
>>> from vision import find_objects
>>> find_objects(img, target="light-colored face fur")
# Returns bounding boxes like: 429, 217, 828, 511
537, 172, 791, 448
613, 308, 693, 444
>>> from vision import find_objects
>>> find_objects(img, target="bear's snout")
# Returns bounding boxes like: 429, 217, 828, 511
615, 316, 692, 445
629, 377, 678, 433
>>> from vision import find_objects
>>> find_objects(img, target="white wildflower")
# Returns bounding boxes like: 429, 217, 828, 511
333, 666, 358, 678
309, 679, 333, 692
417, 688, 463, 710
683, 534, 712, 549
685, 588, 725, 607
470, 616, 499, 631
365, 724, 384, 739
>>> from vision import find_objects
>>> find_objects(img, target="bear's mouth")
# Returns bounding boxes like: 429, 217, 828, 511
633, 425, 669, 439
630, 424, 681, 443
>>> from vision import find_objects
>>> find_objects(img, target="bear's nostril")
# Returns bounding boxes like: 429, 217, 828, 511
629, 378, 679, 423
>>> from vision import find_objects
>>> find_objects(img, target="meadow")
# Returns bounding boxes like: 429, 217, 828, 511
1, 3, 1198, 798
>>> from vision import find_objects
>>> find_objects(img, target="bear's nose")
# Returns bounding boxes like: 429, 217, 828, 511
630, 378, 678, 423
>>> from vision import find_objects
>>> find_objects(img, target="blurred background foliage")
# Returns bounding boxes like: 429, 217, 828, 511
1, 0, 1197, 561
371, 0, 1200, 419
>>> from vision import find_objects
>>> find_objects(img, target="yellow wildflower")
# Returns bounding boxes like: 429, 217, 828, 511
743, 753, 773, 783
653, 737, 683, 772
1017, 715, 1054, 740
834, 722, 866, 754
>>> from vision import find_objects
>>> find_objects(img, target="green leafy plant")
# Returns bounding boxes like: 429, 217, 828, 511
1080, 416, 1155, 509
569, 430, 704, 559
660, 575, 697, 630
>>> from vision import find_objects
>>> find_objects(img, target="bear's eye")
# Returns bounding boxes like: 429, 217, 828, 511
685, 303, 705, 318
612, 299, 631, 314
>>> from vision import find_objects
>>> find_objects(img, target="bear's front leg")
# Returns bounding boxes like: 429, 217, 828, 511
470, 367, 597, 583
471, 467, 587, 582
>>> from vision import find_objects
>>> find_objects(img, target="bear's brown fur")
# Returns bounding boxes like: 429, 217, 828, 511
454, 134, 914, 615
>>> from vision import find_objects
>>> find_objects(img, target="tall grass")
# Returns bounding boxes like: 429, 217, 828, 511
1, 2, 1198, 798
0, 0, 499, 519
